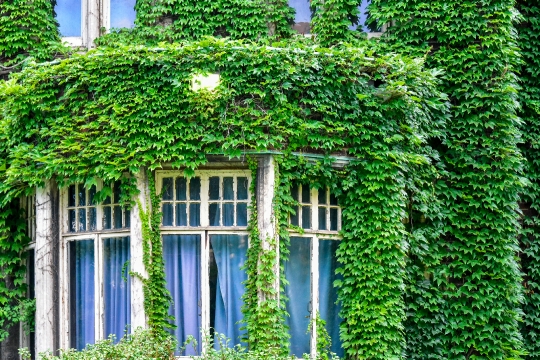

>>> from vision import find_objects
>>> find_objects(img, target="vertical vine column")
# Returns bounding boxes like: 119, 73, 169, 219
337, 160, 406, 359
130, 168, 149, 330
35, 180, 59, 354
257, 155, 280, 301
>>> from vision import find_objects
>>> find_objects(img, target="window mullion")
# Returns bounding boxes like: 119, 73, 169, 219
201, 176, 210, 227
311, 188, 318, 231
310, 237, 319, 358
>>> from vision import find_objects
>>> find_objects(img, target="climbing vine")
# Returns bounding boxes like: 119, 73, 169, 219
0, 37, 447, 357
136, 170, 175, 336
515, 2, 540, 359
371, 0, 526, 357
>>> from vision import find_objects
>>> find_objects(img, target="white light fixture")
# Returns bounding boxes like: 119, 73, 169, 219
191, 73, 220, 92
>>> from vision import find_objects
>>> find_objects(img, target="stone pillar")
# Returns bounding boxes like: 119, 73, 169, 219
256, 155, 279, 302
35, 180, 59, 354
130, 169, 149, 330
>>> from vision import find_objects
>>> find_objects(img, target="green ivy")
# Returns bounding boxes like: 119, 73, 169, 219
515, 2, 540, 359
0, 0, 64, 68
0, 198, 33, 342
0, 38, 447, 356
372, 0, 526, 357
135, 170, 175, 336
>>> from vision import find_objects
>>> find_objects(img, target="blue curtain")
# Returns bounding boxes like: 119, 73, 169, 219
163, 235, 202, 355
319, 240, 344, 357
104, 237, 131, 343
71, 240, 95, 350
211, 234, 248, 347
55, 0, 82, 36
285, 237, 312, 357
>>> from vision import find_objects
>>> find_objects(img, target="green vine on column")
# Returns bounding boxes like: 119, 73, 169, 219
135, 170, 175, 336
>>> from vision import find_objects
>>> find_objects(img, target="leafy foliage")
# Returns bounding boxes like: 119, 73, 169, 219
0, 37, 447, 357
0, 198, 33, 342
515, 2, 540, 358
0, 0, 63, 67
371, 0, 526, 358
135, 171, 175, 335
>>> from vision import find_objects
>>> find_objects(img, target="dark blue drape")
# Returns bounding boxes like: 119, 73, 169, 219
211, 234, 248, 347
285, 236, 312, 357
71, 240, 95, 350
163, 234, 202, 355
319, 240, 344, 357
104, 237, 131, 343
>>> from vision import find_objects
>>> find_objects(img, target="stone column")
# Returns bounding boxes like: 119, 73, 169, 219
130, 169, 149, 330
256, 155, 280, 302
35, 180, 59, 354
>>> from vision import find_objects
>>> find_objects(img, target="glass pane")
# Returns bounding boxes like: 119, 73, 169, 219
189, 203, 200, 227
78, 208, 87, 232
114, 206, 123, 228
318, 188, 327, 205
176, 203, 187, 226
70, 240, 95, 350
69, 185, 76, 207
162, 178, 173, 201
301, 185, 310, 203
289, 0, 311, 23
89, 185, 97, 206
209, 203, 220, 226
209, 235, 248, 348
301, 206, 311, 229
190, 177, 201, 201
291, 183, 299, 201
330, 208, 338, 231
176, 178, 187, 201
110, 0, 136, 28
209, 177, 220, 200
104, 237, 131, 343
290, 206, 299, 227
319, 240, 344, 357
163, 235, 202, 355
318, 207, 327, 230
236, 203, 247, 227
237, 177, 248, 200
223, 178, 234, 200
113, 181, 122, 203
56, 0, 82, 37
162, 203, 174, 226
330, 193, 338, 206
78, 185, 86, 207
103, 207, 112, 230
69, 209, 76, 232
125, 209, 131, 228
89, 208, 97, 231
285, 237, 311, 357
223, 203, 234, 226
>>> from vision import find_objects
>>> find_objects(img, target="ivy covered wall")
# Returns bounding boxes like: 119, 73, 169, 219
1, 0, 540, 359
516, 2, 540, 359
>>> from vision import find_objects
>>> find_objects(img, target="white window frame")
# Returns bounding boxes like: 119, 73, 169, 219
288, 186, 342, 358
59, 0, 135, 47
59, 182, 131, 350
156, 170, 252, 231
156, 169, 252, 357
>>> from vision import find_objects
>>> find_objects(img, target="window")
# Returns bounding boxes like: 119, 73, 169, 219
61, 182, 131, 350
289, 0, 380, 36
157, 170, 252, 355
55, 0, 136, 46
286, 186, 343, 358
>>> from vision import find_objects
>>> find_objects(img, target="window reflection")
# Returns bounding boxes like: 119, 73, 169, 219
110, 0, 136, 28
55, 0, 82, 37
